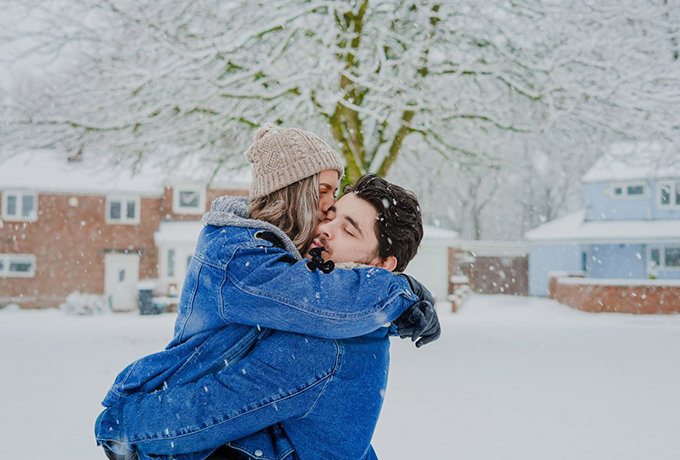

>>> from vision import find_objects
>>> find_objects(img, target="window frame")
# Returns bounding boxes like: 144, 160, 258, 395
610, 182, 646, 199
160, 245, 194, 283
647, 245, 680, 271
172, 184, 206, 215
105, 195, 141, 225
657, 181, 680, 209
0, 254, 37, 278
1, 190, 38, 222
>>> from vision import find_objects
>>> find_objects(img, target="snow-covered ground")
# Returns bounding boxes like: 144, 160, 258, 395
1, 294, 679, 460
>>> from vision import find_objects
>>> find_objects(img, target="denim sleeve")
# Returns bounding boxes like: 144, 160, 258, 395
95, 333, 338, 456
221, 246, 418, 339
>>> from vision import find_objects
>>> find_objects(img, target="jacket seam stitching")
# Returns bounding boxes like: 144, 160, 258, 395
227, 269, 411, 321
300, 339, 342, 419
176, 261, 202, 341
112, 373, 334, 444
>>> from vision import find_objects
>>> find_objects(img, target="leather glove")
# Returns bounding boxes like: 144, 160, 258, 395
394, 275, 441, 347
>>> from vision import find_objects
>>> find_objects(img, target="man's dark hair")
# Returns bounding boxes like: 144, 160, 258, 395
345, 174, 423, 272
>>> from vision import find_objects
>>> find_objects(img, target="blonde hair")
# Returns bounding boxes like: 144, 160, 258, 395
249, 174, 320, 254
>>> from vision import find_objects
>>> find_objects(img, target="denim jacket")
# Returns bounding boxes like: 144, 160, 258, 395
95, 196, 416, 458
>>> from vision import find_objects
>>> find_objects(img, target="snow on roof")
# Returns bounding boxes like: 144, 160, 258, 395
154, 221, 204, 245
582, 142, 680, 183
455, 240, 530, 256
0, 150, 251, 196
556, 277, 680, 287
525, 209, 680, 243
422, 225, 459, 245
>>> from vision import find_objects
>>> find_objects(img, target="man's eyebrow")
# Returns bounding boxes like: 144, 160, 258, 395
344, 215, 363, 236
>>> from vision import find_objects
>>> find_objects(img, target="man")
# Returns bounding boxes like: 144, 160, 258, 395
96, 174, 437, 459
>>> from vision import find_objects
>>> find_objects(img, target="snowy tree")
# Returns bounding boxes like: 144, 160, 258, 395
1, 0, 679, 189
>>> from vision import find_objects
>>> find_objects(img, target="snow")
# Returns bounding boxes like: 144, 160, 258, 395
0, 150, 251, 196
423, 225, 459, 242
525, 210, 680, 243
556, 277, 680, 287
582, 142, 680, 184
154, 221, 204, 245
456, 240, 530, 257
2, 295, 680, 460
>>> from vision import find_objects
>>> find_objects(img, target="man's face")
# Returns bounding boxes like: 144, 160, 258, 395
311, 193, 381, 266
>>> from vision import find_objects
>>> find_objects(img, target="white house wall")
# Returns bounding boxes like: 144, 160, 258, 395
406, 245, 450, 302
529, 244, 583, 297
585, 181, 680, 222
588, 244, 645, 279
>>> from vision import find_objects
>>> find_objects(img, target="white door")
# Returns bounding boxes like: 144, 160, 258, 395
105, 253, 140, 312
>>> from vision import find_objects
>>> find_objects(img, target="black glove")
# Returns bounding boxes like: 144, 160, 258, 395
394, 275, 441, 347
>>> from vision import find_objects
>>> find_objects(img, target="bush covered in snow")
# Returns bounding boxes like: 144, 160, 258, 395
59, 291, 109, 315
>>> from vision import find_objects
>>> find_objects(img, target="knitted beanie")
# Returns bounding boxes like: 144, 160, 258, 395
245, 123, 345, 200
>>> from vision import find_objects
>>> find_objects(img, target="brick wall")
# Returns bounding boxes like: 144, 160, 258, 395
160, 187, 247, 221
549, 277, 680, 314
1, 193, 161, 308
462, 255, 528, 296
0, 187, 247, 308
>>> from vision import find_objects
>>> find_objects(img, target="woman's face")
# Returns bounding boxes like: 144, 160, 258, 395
318, 169, 340, 222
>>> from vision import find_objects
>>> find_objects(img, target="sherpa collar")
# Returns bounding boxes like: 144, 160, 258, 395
201, 196, 302, 259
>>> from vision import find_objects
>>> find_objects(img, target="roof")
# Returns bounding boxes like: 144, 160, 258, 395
525, 210, 680, 243
0, 150, 251, 196
154, 221, 203, 245
582, 142, 680, 184
455, 240, 530, 257
421, 225, 459, 248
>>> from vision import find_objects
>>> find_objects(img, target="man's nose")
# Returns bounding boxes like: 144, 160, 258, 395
318, 221, 333, 239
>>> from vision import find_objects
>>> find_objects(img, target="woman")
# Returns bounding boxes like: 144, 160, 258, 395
96, 124, 433, 459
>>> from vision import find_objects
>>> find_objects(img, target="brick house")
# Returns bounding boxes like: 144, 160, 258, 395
0, 151, 248, 309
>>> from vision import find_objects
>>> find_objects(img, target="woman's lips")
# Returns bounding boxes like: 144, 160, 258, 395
311, 239, 329, 257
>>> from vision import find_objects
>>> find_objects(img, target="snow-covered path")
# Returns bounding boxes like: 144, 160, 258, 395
1, 295, 679, 460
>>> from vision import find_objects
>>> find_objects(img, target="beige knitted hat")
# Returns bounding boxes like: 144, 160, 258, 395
245, 123, 345, 200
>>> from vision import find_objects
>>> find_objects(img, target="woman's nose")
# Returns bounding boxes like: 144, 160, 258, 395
320, 195, 334, 213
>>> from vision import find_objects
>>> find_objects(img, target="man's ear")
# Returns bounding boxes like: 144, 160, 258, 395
375, 255, 398, 272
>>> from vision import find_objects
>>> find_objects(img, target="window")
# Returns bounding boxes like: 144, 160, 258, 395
650, 248, 660, 267
163, 248, 193, 281
648, 245, 680, 270
0, 254, 36, 278
172, 185, 206, 215
106, 196, 140, 224
611, 182, 645, 198
167, 249, 175, 278
658, 182, 680, 209
627, 185, 644, 196
666, 248, 680, 268
581, 251, 589, 272
2, 191, 37, 222
659, 182, 680, 208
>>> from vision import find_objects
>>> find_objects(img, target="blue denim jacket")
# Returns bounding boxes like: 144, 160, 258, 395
95, 197, 416, 458
98, 327, 394, 460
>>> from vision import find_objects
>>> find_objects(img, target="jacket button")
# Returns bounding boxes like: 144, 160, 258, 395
254, 449, 264, 457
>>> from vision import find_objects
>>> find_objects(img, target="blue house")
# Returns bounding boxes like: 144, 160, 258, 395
526, 143, 680, 296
